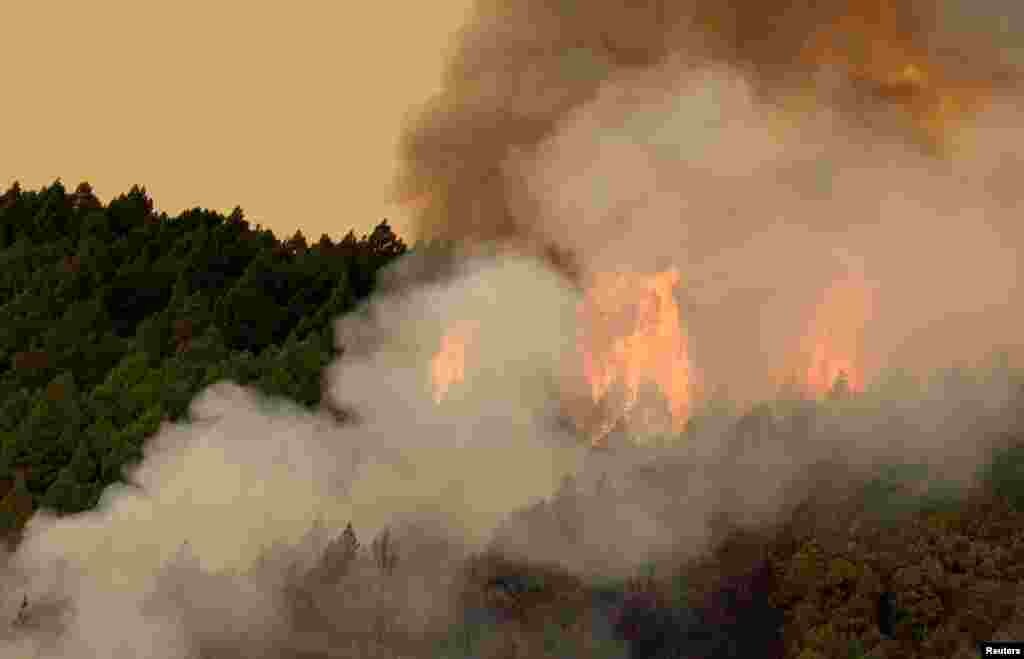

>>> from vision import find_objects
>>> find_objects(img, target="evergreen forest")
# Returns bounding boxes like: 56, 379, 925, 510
1, 179, 1023, 659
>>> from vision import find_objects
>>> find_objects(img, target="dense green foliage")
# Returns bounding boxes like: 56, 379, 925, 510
0, 180, 407, 531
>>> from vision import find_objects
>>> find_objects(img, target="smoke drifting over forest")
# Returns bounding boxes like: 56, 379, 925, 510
2, 1, 1024, 656
2, 249, 1016, 658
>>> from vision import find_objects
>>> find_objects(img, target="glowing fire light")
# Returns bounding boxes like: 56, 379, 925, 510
797, 0, 991, 154
430, 320, 479, 404
797, 276, 874, 397
428, 269, 693, 448
806, 341, 858, 397
575, 268, 693, 445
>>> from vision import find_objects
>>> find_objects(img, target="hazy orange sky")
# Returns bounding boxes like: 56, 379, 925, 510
2, 0, 474, 242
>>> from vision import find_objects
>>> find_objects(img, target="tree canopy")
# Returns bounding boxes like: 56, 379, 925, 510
0, 180, 406, 524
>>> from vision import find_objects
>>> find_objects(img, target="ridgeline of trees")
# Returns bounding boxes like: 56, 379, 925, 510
0, 179, 408, 535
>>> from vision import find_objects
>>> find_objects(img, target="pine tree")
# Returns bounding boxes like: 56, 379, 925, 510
0, 180, 21, 210
67, 435, 98, 484
40, 434, 96, 515
41, 465, 79, 512
284, 229, 308, 254
341, 522, 359, 552
71, 182, 102, 212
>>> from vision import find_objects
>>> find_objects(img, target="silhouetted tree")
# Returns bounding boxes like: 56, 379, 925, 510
284, 229, 308, 254
71, 181, 102, 212
0, 180, 21, 210
316, 522, 360, 584
373, 527, 399, 576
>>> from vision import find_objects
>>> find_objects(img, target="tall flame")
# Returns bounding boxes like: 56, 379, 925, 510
430, 319, 479, 404
428, 269, 693, 447
805, 341, 859, 397
796, 276, 874, 397
575, 268, 693, 445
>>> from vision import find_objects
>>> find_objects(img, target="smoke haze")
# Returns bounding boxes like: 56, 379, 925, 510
0, 242, 1018, 658
395, 0, 1024, 398
3, 0, 1024, 656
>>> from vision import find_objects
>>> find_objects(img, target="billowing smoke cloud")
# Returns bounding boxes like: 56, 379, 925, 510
2, 1, 1023, 656
0, 254, 591, 656
0, 253, 684, 656
395, 0, 1024, 240
394, 0, 1024, 400
0, 242, 1018, 658
325, 254, 587, 543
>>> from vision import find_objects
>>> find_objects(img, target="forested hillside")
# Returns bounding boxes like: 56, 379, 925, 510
0, 180, 406, 533
2, 180, 1024, 659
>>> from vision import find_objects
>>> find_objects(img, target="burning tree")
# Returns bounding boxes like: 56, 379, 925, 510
574, 268, 694, 446
428, 266, 696, 449
794, 275, 874, 399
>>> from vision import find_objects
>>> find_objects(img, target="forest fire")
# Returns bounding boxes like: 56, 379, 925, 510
805, 342, 859, 398
428, 267, 694, 447
794, 276, 875, 398
418, 0, 1010, 439
426, 264, 878, 440
574, 268, 694, 445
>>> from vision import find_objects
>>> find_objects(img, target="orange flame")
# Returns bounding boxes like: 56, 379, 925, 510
805, 341, 859, 397
796, 276, 874, 398
430, 319, 479, 404
575, 268, 693, 445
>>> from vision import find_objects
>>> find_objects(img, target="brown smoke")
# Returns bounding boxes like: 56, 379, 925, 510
394, 0, 1024, 400
2, 4, 1023, 656
394, 0, 1021, 248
